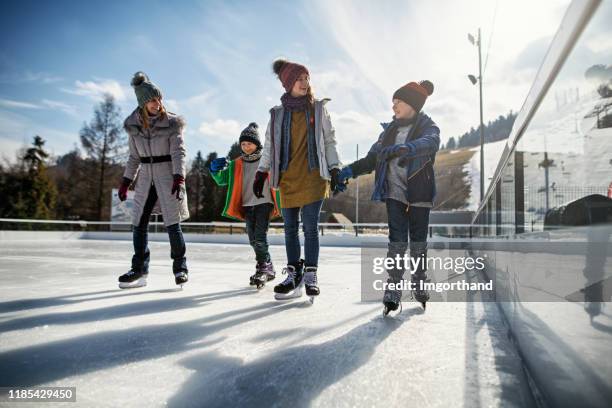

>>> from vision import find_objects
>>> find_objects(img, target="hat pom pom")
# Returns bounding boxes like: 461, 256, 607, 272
248, 122, 258, 129
420, 80, 434, 96
272, 59, 288, 76
131, 71, 148, 88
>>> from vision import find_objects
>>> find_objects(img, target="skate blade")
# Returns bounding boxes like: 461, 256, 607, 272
274, 288, 302, 300
119, 278, 147, 289
308, 296, 316, 304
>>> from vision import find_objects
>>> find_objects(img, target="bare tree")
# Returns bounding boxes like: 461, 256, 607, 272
79, 93, 126, 220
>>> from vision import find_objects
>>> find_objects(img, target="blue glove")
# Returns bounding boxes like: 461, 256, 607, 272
210, 157, 227, 172
337, 166, 353, 183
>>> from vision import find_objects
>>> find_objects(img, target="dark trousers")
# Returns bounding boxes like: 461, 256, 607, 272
385, 199, 430, 280
244, 203, 273, 263
131, 184, 187, 274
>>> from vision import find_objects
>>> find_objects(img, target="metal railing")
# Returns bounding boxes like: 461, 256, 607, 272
0, 218, 494, 238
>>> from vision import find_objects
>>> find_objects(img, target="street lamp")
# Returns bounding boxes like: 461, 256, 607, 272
468, 28, 485, 203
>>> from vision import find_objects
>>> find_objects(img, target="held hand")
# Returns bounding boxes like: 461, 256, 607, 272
378, 145, 410, 161
210, 157, 228, 172
253, 171, 268, 198
171, 174, 185, 200
118, 177, 132, 201
330, 168, 341, 193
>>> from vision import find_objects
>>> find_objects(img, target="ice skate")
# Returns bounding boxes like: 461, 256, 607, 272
118, 270, 148, 289
382, 280, 402, 317
174, 271, 188, 289
273, 261, 304, 300
304, 266, 319, 304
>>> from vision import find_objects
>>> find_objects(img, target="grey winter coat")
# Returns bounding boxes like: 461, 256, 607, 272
257, 98, 341, 188
123, 108, 189, 227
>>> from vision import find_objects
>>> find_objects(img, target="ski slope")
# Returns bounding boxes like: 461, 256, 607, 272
0, 239, 535, 407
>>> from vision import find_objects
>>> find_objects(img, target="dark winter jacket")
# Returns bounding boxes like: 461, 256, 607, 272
349, 112, 440, 203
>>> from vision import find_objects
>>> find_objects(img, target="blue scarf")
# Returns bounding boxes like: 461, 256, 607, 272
279, 93, 319, 172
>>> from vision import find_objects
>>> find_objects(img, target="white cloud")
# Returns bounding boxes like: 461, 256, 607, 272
62, 78, 129, 101
198, 118, 242, 139
41, 99, 78, 116
0, 70, 63, 84
0, 98, 41, 110
0, 109, 76, 161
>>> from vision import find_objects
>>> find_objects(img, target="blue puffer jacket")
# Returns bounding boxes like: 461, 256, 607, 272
349, 112, 440, 202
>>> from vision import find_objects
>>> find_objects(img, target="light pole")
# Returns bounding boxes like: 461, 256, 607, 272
468, 28, 485, 203
355, 144, 359, 237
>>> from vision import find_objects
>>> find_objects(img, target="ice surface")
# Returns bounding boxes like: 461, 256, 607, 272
0, 240, 535, 407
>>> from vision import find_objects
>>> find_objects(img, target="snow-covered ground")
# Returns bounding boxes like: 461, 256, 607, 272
0, 239, 536, 407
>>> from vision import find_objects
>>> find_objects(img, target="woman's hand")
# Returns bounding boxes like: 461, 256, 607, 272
171, 174, 185, 200
118, 177, 132, 201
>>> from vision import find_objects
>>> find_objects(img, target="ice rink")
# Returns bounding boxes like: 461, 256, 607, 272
0, 239, 536, 407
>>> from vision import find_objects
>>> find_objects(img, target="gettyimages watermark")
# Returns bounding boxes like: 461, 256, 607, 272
360, 240, 612, 303
362, 246, 494, 302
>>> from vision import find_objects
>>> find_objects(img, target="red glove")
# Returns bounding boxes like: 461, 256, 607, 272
118, 177, 131, 201
171, 174, 185, 200
253, 171, 268, 198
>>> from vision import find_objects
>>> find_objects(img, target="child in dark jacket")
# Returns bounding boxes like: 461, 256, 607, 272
336, 80, 440, 313
210, 122, 282, 288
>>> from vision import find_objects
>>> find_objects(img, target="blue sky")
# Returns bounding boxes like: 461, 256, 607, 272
0, 0, 570, 164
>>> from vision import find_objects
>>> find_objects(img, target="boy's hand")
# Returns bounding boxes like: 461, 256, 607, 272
210, 157, 227, 172
253, 171, 268, 198
378, 145, 410, 161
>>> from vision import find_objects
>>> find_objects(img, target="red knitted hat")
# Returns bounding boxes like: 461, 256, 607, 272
393, 80, 434, 112
272, 59, 309, 92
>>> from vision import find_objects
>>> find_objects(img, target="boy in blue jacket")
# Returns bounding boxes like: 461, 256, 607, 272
336, 80, 440, 314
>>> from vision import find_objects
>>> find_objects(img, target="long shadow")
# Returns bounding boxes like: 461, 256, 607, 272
0, 288, 257, 332
0, 300, 302, 387
167, 309, 419, 408
0, 287, 254, 315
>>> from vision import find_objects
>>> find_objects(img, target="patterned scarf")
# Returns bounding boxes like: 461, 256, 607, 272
280, 93, 310, 111
241, 148, 262, 163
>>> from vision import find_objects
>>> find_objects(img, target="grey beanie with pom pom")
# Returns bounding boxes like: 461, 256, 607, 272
131, 71, 162, 108
239, 122, 261, 148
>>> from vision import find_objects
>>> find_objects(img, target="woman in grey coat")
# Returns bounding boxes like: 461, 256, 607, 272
117, 72, 189, 289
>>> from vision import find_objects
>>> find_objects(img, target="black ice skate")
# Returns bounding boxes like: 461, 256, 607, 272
118, 270, 148, 289
382, 279, 402, 317
411, 272, 430, 310
304, 266, 319, 304
250, 261, 276, 289
273, 260, 304, 300
174, 271, 188, 288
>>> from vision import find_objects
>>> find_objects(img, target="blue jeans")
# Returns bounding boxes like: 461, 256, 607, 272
282, 199, 323, 267
385, 199, 430, 279
131, 184, 187, 274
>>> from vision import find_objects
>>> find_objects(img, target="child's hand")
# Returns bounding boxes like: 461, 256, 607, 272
210, 157, 227, 172
378, 145, 409, 161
